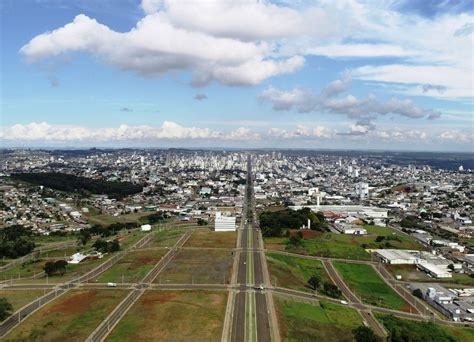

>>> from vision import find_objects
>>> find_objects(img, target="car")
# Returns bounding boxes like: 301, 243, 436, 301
107, 282, 117, 287
340, 300, 348, 305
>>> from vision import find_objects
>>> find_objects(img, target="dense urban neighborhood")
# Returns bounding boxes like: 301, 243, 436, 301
0, 149, 472, 341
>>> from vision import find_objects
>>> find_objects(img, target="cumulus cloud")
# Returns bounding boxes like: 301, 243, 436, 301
439, 130, 473, 143
0, 121, 264, 142
20, 4, 305, 87
268, 126, 335, 139
258, 73, 441, 128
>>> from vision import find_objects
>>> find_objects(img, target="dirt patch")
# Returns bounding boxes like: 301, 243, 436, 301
401, 302, 417, 313
46, 290, 97, 315
301, 230, 318, 239
141, 291, 177, 307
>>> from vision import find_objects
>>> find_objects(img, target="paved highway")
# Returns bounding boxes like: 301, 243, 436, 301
230, 155, 273, 341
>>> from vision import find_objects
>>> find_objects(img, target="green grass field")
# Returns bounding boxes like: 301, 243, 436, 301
144, 229, 185, 248
333, 262, 409, 311
96, 249, 167, 283
376, 314, 474, 342
0, 290, 46, 312
265, 225, 423, 261
5, 289, 127, 341
266, 252, 333, 294
107, 290, 227, 341
156, 249, 233, 284
275, 297, 363, 341
84, 212, 150, 226
184, 229, 237, 249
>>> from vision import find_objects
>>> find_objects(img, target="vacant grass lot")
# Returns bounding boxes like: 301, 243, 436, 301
5, 289, 127, 342
266, 252, 333, 293
376, 314, 474, 342
84, 212, 150, 226
4, 254, 114, 284
107, 290, 227, 341
0, 290, 46, 312
157, 249, 233, 284
386, 264, 474, 286
96, 249, 167, 283
184, 229, 237, 249
143, 229, 185, 248
265, 226, 423, 261
275, 297, 363, 341
333, 262, 409, 311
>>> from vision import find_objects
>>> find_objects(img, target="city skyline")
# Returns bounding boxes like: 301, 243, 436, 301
1, 0, 473, 151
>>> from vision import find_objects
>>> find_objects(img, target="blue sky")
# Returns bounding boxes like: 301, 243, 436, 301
1, 0, 473, 151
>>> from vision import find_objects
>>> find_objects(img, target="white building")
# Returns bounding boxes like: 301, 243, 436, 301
214, 212, 236, 232
355, 182, 369, 199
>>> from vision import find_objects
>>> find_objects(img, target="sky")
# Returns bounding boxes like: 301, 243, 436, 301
1, 0, 473, 151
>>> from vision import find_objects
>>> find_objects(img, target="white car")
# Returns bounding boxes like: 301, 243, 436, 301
107, 282, 117, 287
340, 300, 348, 305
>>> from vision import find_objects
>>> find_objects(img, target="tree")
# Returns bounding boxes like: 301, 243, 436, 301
352, 326, 381, 342
44, 260, 68, 276
307, 275, 321, 291
197, 218, 208, 226
412, 288, 424, 299
0, 298, 13, 321
323, 282, 342, 298
287, 232, 303, 248
78, 229, 91, 246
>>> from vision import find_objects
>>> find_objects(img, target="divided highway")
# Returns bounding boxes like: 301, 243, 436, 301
230, 155, 275, 342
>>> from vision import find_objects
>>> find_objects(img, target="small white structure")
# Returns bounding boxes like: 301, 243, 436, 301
334, 222, 367, 235
141, 224, 152, 232
70, 211, 82, 219
68, 252, 87, 264
214, 212, 236, 232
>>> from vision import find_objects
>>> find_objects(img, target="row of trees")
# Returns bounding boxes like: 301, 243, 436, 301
11, 172, 142, 199
307, 275, 342, 298
259, 208, 328, 237
0, 225, 36, 258
92, 239, 120, 253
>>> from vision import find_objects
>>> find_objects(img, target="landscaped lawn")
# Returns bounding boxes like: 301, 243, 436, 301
376, 314, 474, 342
107, 290, 227, 341
275, 297, 363, 342
95, 249, 167, 283
5, 289, 127, 341
0, 290, 46, 312
156, 249, 233, 284
184, 229, 237, 249
333, 262, 409, 311
266, 252, 333, 294
363, 225, 426, 250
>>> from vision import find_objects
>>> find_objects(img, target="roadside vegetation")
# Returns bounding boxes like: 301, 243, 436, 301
275, 297, 363, 341
259, 208, 328, 237
376, 314, 474, 342
333, 262, 409, 311
266, 252, 341, 298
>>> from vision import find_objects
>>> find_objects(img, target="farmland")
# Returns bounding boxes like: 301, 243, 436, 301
107, 290, 227, 341
5, 289, 127, 341
333, 262, 410, 311
275, 297, 363, 341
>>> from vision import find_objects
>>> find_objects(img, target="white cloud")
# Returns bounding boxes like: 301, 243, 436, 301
268, 125, 335, 139
439, 130, 473, 143
20, 12, 304, 86
258, 73, 441, 125
307, 44, 414, 58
